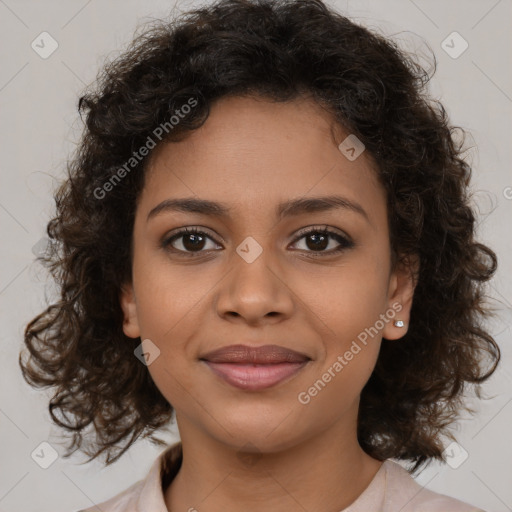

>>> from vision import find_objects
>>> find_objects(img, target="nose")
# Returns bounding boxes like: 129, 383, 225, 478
214, 244, 295, 326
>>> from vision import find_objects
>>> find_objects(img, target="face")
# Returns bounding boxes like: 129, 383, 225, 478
120, 95, 416, 454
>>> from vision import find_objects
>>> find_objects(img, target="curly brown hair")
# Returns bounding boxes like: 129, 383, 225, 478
20, 0, 500, 472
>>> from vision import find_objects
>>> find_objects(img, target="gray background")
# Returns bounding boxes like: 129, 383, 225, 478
1, 0, 511, 511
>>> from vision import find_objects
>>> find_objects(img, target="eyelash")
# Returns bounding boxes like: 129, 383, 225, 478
161, 226, 354, 258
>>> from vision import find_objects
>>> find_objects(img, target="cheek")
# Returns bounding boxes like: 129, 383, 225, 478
296, 345, 379, 425
132, 254, 212, 339
298, 277, 386, 415
130, 259, 213, 403
294, 252, 390, 337
295, 252, 389, 390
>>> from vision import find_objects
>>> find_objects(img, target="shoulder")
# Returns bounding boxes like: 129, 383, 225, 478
383, 460, 486, 512
73, 441, 183, 512
72, 442, 183, 512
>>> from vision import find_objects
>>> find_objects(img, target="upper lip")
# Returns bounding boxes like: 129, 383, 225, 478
200, 344, 310, 364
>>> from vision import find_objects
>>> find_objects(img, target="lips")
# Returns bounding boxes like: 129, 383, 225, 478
200, 344, 310, 391
200, 344, 310, 364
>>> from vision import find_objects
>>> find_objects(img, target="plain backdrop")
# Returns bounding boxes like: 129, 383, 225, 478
1, 1, 511, 511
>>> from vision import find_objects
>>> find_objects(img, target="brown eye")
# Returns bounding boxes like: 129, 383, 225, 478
291, 227, 354, 256
162, 228, 221, 255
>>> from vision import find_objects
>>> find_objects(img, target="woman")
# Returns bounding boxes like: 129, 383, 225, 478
20, 0, 499, 510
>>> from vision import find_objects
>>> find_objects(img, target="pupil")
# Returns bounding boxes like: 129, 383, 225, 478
184, 233, 205, 251
307, 233, 328, 251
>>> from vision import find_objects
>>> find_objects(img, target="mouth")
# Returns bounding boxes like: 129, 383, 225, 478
199, 344, 311, 391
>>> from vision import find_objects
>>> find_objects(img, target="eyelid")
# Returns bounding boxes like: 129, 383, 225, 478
291, 224, 353, 244
165, 225, 220, 240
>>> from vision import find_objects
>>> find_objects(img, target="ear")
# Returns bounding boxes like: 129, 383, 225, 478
119, 282, 141, 339
382, 254, 419, 341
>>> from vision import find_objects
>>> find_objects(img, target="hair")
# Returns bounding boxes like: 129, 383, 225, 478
20, 0, 499, 472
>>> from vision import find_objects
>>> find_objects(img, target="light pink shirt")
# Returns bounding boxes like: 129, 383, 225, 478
78, 442, 485, 512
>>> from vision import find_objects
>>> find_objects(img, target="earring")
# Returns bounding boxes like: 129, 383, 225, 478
394, 320, 404, 328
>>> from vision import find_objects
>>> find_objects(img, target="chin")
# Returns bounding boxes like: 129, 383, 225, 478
212, 414, 309, 455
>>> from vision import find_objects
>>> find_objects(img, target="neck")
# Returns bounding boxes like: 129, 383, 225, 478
164, 418, 383, 512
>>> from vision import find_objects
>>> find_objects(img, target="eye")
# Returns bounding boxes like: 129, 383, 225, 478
161, 227, 222, 256
290, 226, 354, 256
161, 225, 354, 258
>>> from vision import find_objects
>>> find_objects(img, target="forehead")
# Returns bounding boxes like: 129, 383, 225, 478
141, 95, 385, 223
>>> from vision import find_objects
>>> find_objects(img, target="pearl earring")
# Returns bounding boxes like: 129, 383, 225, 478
394, 320, 404, 328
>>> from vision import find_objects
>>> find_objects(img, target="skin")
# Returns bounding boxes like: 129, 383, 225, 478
120, 94, 417, 512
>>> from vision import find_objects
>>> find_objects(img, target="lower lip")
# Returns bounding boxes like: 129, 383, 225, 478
203, 361, 308, 391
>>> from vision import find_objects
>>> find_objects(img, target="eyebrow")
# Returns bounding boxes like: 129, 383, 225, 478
146, 195, 370, 224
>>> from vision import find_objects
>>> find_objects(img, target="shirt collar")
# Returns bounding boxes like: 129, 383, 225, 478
135, 441, 182, 512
